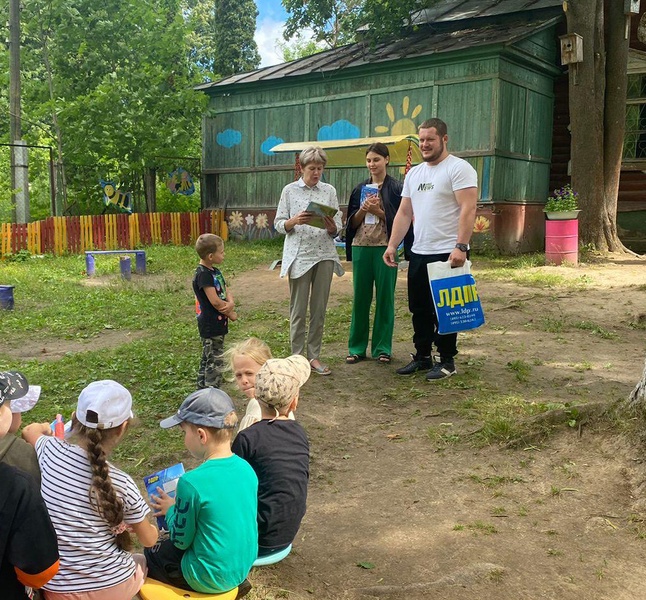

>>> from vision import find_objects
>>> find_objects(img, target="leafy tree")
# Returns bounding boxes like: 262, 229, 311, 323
358, 0, 427, 41
182, 0, 220, 80
11, 0, 207, 215
277, 33, 325, 62
282, 0, 364, 48
213, 0, 261, 77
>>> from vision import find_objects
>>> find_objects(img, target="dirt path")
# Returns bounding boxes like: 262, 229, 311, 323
233, 256, 646, 600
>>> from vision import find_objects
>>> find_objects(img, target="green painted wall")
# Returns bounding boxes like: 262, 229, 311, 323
202, 28, 559, 210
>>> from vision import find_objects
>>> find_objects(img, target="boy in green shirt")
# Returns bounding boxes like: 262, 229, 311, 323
146, 388, 257, 598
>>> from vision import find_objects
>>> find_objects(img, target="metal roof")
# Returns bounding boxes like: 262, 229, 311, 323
195, 1, 563, 92
409, 0, 562, 25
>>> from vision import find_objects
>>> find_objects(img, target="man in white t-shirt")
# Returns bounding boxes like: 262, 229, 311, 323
384, 118, 478, 380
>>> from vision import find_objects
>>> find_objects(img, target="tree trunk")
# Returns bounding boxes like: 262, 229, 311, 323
566, 0, 606, 247
566, 0, 629, 252
143, 167, 157, 213
602, 0, 630, 251
40, 21, 68, 214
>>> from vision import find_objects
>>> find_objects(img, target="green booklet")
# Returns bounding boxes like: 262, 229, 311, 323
306, 200, 337, 229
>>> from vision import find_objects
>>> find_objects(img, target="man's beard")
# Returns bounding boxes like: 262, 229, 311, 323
423, 140, 445, 163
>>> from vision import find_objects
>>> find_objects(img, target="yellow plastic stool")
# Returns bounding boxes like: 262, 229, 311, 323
138, 578, 238, 600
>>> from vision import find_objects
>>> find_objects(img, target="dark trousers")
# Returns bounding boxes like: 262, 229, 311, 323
144, 538, 191, 591
257, 542, 291, 558
407, 251, 458, 361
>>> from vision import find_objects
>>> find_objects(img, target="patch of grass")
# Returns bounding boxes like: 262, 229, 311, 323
507, 359, 532, 382
427, 426, 461, 445
456, 392, 591, 446
459, 521, 498, 535
468, 474, 525, 488
572, 320, 618, 339
488, 568, 505, 583
538, 317, 566, 333
558, 461, 579, 479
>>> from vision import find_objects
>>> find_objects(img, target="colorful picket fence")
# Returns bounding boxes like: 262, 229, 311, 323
0, 210, 227, 257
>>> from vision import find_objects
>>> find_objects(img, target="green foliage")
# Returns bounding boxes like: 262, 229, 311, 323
182, 0, 221, 80
281, 0, 441, 48
155, 183, 201, 213
213, 0, 261, 77
358, 0, 426, 42
282, 0, 363, 47
277, 34, 326, 62
545, 184, 579, 212
1, 0, 250, 218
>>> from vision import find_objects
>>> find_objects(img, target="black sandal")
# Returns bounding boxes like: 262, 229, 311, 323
377, 354, 392, 364
346, 354, 365, 364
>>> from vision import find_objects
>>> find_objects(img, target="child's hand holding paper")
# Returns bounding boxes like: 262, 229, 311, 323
150, 486, 176, 517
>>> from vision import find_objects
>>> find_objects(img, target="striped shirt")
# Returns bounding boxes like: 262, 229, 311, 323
35, 436, 150, 592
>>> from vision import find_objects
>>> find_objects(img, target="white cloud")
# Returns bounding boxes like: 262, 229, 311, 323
255, 17, 286, 68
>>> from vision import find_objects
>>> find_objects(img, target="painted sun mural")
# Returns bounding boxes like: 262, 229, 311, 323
374, 96, 423, 135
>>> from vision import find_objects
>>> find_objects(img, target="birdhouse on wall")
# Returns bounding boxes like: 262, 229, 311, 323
559, 33, 583, 66
625, 0, 640, 15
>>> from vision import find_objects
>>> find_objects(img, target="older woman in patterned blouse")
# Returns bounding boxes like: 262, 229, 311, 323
274, 146, 344, 376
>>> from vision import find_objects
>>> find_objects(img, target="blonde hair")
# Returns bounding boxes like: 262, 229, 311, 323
195, 233, 223, 259
223, 337, 273, 374
299, 146, 327, 167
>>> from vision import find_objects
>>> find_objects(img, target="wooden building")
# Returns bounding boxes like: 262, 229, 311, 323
196, 0, 646, 253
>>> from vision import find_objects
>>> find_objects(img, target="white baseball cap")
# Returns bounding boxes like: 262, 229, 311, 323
76, 380, 133, 429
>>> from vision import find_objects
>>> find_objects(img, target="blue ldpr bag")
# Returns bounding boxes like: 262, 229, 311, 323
427, 260, 485, 334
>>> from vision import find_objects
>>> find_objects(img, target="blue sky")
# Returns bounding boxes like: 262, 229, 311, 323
255, 0, 290, 67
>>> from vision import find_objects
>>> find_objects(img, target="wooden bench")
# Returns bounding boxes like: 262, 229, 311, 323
85, 250, 146, 277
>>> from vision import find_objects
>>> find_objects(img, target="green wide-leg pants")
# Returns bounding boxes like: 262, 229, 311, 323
348, 245, 398, 358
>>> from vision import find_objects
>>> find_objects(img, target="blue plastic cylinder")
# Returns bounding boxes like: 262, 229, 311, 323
120, 256, 132, 280
86, 253, 96, 277
0, 285, 15, 310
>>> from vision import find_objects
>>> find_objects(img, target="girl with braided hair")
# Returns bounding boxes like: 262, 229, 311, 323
23, 380, 158, 600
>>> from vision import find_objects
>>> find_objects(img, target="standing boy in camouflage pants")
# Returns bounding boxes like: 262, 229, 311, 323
193, 234, 237, 388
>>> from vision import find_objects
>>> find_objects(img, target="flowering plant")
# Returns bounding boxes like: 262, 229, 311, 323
545, 184, 579, 212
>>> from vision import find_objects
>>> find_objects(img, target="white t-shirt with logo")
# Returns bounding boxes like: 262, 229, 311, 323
402, 154, 478, 254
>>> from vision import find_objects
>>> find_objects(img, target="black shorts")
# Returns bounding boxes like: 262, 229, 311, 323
144, 537, 191, 591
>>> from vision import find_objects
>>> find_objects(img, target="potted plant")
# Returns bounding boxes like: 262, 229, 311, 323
544, 184, 580, 220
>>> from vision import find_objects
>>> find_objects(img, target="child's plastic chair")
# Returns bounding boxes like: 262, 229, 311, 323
252, 543, 292, 567
138, 578, 238, 600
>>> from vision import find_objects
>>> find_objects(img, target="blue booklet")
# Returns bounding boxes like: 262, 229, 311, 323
144, 463, 185, 530
360, 184, 379, 224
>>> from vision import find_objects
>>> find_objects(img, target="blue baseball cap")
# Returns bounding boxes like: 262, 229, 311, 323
160, 387, 236, 429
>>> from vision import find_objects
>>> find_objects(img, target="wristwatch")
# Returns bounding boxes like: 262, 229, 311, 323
455, 243, 468, 252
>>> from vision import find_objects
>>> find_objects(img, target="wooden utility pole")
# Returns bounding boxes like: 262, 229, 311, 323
9, 0, 29, 223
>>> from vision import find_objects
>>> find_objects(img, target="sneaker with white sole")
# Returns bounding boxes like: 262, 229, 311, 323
396, 354, 431, 375
426, 362, 457, 381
